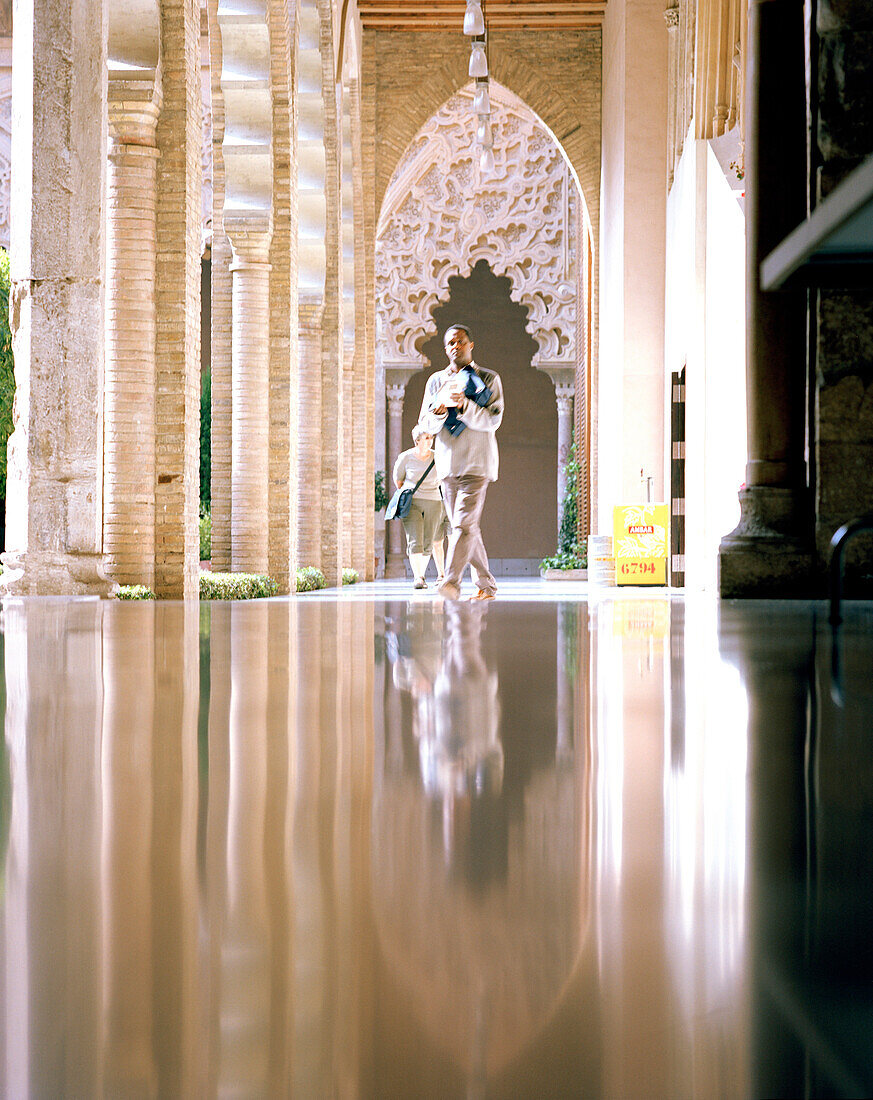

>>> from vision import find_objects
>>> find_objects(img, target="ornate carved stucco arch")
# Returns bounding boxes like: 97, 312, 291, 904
376, 82, 581, 370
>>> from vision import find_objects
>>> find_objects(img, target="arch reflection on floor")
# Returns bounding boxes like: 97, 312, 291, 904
0, 586, 871, 1097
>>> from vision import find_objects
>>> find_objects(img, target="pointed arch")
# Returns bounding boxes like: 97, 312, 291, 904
375, 82, 584, 371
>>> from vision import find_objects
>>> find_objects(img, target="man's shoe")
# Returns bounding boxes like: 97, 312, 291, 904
437, 580, 461, 600
413, 578, 427, 590
468, 588, 496, 601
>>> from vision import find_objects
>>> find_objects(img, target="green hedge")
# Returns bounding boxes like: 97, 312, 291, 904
116, 584, 157, 600
342, 568, 359, 585
199, 571, 278, 600
296, 566, 326, 592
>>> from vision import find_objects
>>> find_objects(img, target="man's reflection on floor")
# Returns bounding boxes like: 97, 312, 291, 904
375, 600, 586, 1088
405, 601, 504, 881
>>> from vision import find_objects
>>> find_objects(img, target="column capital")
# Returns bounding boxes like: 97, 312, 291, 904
556, 391, 574, 416
108, 74, 162, 149
535, 362, 576, 395
663, 5, 679, 27
386, 383, 406, 418
227, 225, 273, 266
384, 360, 425, 392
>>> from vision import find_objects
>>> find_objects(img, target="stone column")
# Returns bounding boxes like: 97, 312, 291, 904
541, 365, 576, 530
229, 240, 272, 574
556, 385, 575, 525
385, 382, 406, 578
718, 0, 812, 596
297, 298, 324, 568
813, 0, 873, 590
104, 81, 161, 588
0, 0, 112, 595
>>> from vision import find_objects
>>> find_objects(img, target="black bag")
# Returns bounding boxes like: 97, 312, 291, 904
384, 459, 435, 520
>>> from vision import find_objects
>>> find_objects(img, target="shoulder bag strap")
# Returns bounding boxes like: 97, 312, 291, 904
409, 459, 435, 496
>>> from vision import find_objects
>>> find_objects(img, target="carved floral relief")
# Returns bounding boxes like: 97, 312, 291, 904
376, 83, 579, 366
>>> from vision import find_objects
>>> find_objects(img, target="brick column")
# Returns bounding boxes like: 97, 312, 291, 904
385, 383, 406, 577
267, 1, 298, 595
208, 0, 233, 573
105, 82, 161, 588
0, 0, 112, 595
230, 242, 272, 574
297, 299, 324, 567
154, 0, 203, 599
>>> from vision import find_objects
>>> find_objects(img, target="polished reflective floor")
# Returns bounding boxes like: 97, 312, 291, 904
1, 587, 872, 1097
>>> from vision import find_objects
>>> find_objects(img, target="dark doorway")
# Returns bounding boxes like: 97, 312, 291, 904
402, 260, 558, 573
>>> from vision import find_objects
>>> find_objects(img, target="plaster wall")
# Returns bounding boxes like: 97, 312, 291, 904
665, 133, 745, 590
598, 0, 668, 532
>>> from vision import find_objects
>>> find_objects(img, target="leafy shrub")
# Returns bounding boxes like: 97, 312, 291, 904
116, 585, 157, 600
199, 571, 278, 600
540, 545, 587, 571
540, 438, 587, 572
374, 470, 390, 512
0, 249, 14, 489
342, 568, 359, 585
199, 505, 211, 561
296, 565, 327, 592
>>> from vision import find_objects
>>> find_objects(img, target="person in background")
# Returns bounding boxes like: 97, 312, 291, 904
418, 323, 504, 601
393, 425, 449, 590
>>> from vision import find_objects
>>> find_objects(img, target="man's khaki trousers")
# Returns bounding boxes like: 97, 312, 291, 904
440, 474, 497, 595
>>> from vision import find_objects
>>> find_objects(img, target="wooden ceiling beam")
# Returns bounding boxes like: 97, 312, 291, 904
360, 17, 604, 28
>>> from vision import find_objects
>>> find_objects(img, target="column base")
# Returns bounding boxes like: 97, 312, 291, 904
718, 486, 815, 597
0, 550, 117, 598
385, 552, 408, 579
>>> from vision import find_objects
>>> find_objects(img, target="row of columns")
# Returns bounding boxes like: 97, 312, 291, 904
1, 0, 204, 598
1, 0, 372, 597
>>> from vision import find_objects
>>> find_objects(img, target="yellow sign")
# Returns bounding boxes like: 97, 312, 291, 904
612, 504, 669, 586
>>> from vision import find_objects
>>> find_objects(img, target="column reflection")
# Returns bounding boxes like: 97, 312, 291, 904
591, 596, 748, 1100
0, 597, 377, 1097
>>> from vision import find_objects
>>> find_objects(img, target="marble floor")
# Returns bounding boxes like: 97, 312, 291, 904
0, 583, 872, 1097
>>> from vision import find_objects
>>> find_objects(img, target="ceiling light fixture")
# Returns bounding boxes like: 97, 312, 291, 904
463, 0, 485, 36
469, 40, 488, 79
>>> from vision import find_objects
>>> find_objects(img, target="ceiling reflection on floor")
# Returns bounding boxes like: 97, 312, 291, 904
0, 592, 871, 1097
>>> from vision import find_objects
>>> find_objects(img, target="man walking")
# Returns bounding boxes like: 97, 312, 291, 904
418, 324, 504, 601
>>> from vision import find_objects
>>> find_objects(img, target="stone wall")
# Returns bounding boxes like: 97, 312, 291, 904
814, 0, 873, 587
